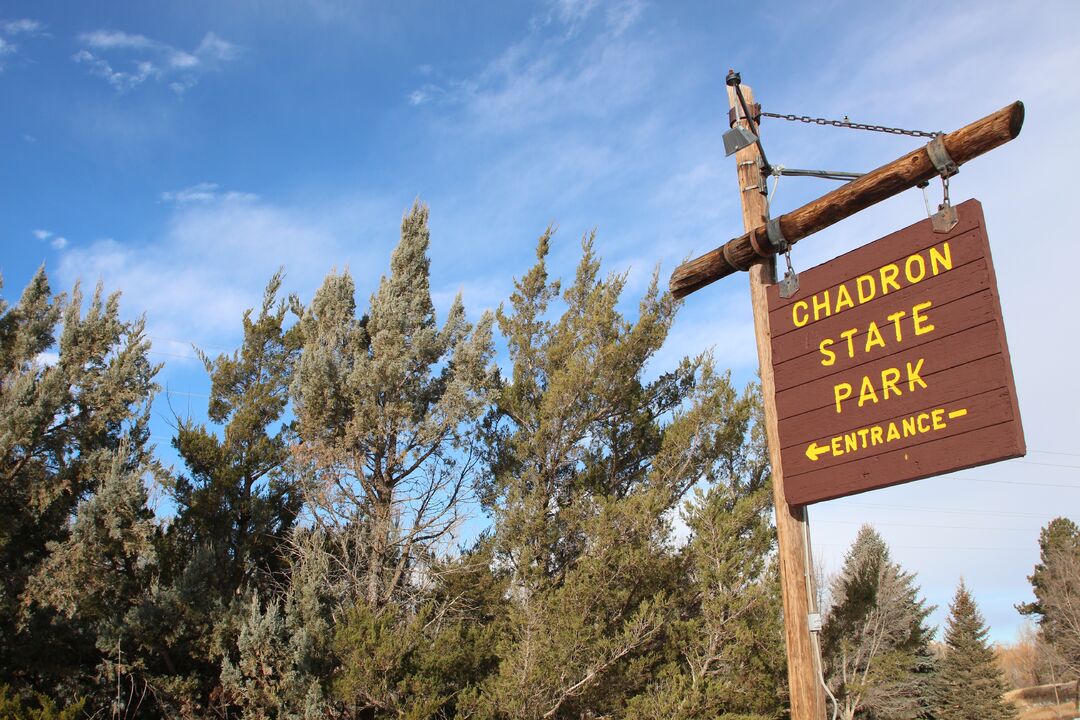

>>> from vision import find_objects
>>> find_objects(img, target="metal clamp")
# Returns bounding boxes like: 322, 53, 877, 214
926, 135, 959, 178
766, 218, 788, 253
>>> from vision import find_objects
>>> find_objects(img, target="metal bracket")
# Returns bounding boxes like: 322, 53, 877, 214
728, 102, 761, 128
808, 612, 822, 633
766, 218, 788, 253
926, 136, 959, 178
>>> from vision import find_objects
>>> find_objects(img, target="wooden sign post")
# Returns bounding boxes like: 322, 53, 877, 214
686, 78, 1025, 720
726, 82, 827, 720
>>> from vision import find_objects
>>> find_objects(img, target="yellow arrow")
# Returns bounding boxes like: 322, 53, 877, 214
805, 442, 831, 461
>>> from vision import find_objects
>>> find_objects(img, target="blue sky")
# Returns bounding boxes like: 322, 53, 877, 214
2, 0, 1079, 644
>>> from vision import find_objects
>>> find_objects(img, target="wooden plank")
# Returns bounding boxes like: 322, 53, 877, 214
780, 385, 1016, 478
778, 353, 1010, 449
785, 420, 1025, 505
768, 205, 988, 341
774, 284, 997, 389
775, 321, 1004, 421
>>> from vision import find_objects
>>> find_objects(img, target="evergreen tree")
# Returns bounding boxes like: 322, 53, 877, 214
1017, 517, 1080, 709
0, 271, 159, 703
625, 388, 786, 720
934, 580, 1018, 720
290, 202, 496, 716
142, 271, 303, 714
24, 443, 160, 718
821, 525, 935, 720
167, 270, 301, 597
475, 230, 768, 718
291, 201, 496, 612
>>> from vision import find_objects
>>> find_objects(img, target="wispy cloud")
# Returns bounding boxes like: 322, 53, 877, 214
0, 17, 45, 70
160, 182, 257, 205
413, 4, 655, 137
32, 228, 68, 250
73, 30, 239, 94
55, 187, 404, 365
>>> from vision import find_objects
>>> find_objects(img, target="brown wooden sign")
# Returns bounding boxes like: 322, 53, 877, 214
767, 199, 1025, 505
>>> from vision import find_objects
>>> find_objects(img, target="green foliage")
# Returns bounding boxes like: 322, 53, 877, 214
625, 384, 785, 720
167, 270, 302, 596
0, 270, 159, 707
0, 685, 85, 720
474, 230, 774, 719
933, 580, 1018, 720
0, 207, 803, 718
292, 201, 496, 609
332, 538, 505, 719
821, 525, 935, 720
1018, 517, 1080, 620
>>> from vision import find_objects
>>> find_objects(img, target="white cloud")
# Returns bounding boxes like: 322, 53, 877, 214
160, 182, 258, 205
0, 17, 44, 69
2, 19, 43, 35
73, 30, 239, 94
410, 1, 651, 130
32, 228, 69, 250
81, 29, 154, 50
55, 188, 406, 368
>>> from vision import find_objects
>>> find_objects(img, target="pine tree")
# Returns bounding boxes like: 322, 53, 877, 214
475, 230, 768, 718
934, 580, 1018, 720
140, 271, 303, 714
1017, 517, 1080, 710
24, 443, 160, 717
289, 202, 496, 716
625, 388, 786, 720
291, 201, 496, 613
821, 525, 935, 720
167, 270, 302, 598
0, 271, 159, 703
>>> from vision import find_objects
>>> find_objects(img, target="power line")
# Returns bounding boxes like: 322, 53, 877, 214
813, 518, 1039, 533
1030, 448, 1080, 459
1015, 459, 1080, 471
838, 501, 1062, 520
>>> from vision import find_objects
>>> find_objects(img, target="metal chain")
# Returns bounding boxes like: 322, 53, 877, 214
762, 111, 941, 138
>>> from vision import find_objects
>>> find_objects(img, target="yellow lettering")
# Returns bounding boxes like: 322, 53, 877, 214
840, 328, 858, 358
912, 301, 935, 336
905, 253, 927, 283
907, 359, 927, 392
870, 426, 884, 445
881, 367, 902, 400
864, 322, 886, 353
857, 428, 870, 448
835, 284, 854, 312
819, 338, 836, 367
856, 274, 876, 303
880, 264, 901, 294
844, 433, 858, 453
834, 382, 852, 414
858, 375, 879, 408
886, 422, 901, 442
931, 408, 946, 430
886, 310, 907, 342
930, 242, 953, 275
831, 435, 844, 456
902, 417, 916, 436
917, 412, 932, 433
812, 290, 831, 322
792, 301, 809, 328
